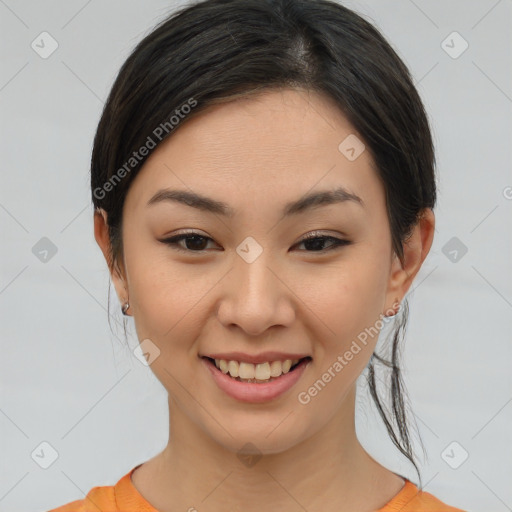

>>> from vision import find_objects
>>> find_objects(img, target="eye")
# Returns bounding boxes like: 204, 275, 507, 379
293, 232, 351, 252
159, 231, 351, 253
160, 231, 219, 253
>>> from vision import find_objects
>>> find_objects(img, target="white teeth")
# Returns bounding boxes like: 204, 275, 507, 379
227, 360, 239, 378
255, 362, 271, 380
239, 362, 255, 379
219, 360, 228, 373
270, 360, 282, 377
212, 358, 301, 381
282, 360, 292, 373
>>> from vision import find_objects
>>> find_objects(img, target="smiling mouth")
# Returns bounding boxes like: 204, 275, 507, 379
202, 356, 312, 383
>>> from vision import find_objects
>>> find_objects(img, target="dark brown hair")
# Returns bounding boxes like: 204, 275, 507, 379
91, 0, 436, 487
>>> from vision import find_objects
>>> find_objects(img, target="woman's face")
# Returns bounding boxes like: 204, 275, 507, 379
98, 88, 424, 455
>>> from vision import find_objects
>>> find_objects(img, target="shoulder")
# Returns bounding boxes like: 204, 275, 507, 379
47, 464, 148, 512
402, 490, 466, 511
380, 480, 467, 512
48, 483, 117, 512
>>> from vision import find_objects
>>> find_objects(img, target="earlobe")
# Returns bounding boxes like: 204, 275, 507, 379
384, 208, 435, 312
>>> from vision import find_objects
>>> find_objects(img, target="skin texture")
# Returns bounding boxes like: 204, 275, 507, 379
94, 88, 435, 512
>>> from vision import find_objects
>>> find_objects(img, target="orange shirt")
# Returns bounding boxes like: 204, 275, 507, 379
49, 464, 466, 512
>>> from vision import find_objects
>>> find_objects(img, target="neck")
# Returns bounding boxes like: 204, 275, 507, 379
135, 385, 404, 512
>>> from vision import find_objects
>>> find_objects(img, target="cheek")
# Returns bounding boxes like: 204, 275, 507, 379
126, 254, 211, 393
124, 239, 211, 344
302, 255, 388, 346
294, 261, 387, 414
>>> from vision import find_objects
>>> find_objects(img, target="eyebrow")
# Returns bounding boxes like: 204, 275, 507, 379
146, 186, 364, 217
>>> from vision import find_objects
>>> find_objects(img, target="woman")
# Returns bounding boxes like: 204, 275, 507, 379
50, 0, 466, 510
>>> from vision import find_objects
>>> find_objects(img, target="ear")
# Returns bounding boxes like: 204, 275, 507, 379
94, 208, 128, 306
384, 208, 435, 314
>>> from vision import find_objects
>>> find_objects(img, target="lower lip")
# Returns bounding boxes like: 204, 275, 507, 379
201, 357, 311, 403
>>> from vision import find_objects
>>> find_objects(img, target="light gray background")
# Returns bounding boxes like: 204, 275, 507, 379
1, 1, 511, 511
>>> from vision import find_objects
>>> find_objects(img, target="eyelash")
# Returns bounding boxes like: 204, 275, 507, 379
160, 230, 351, 254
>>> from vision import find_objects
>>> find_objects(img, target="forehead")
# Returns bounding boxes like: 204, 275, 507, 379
124, 88, 384, 218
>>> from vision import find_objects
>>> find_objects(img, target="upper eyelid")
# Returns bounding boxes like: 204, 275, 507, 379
163, 230, 346, 241
161, 231, 350, 250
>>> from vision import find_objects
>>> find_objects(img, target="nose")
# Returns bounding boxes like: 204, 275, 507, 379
216, 253, 295, 337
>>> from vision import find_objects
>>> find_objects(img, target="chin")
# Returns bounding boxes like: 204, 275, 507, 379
201, 415, 310, 457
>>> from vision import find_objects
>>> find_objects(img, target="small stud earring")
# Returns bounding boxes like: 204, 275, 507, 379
121, 302, 130, 316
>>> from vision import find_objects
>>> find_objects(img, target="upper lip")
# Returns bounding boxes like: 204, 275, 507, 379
201, 351, 311, 364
